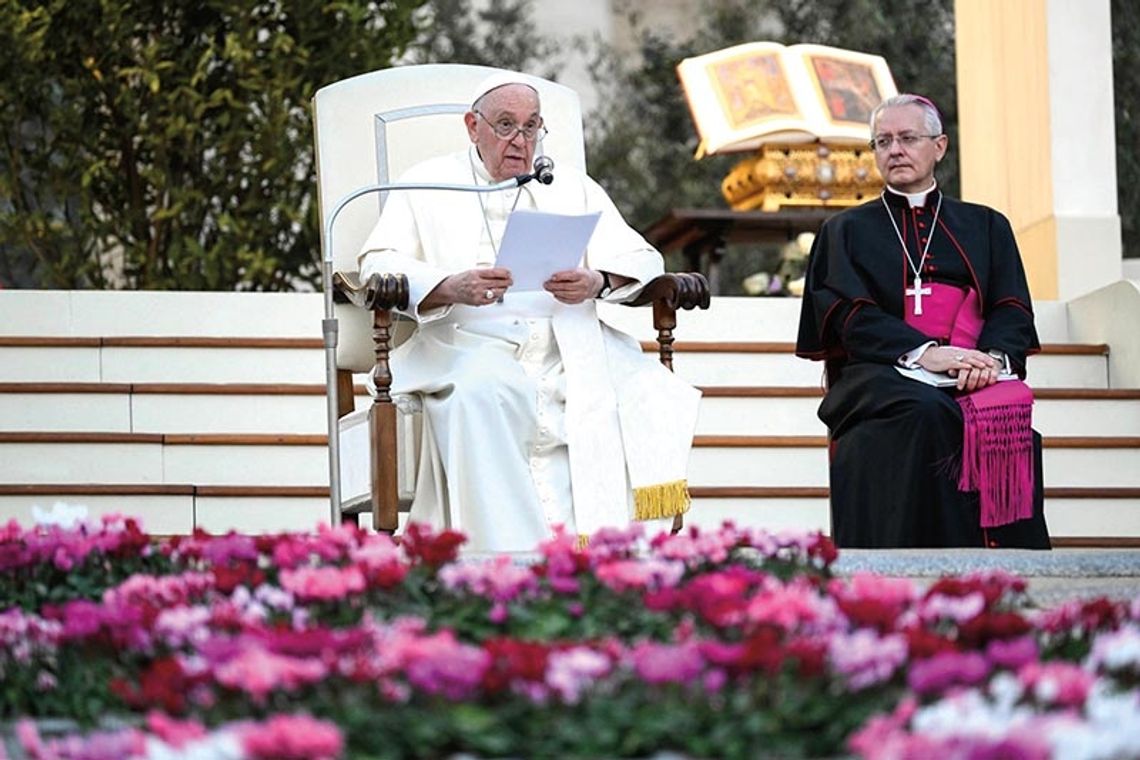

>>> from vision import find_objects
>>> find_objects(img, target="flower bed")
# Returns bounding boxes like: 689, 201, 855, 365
2, 516, 1139, 759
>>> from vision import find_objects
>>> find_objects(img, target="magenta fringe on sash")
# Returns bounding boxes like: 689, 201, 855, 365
906, 283, 1035, 528
956, 381, 1035, 527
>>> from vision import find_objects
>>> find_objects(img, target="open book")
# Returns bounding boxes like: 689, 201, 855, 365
677, 42, 897, 156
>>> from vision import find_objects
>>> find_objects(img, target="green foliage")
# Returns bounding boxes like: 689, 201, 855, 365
585, 0, 960, 231
0, 0, 427, 290
1113, 0, 1139, 259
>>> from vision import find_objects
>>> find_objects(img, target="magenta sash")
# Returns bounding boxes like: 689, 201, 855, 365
905, 284, 1035, 528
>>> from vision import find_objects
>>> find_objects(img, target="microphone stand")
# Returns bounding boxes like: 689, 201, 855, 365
321, 168, 547, 526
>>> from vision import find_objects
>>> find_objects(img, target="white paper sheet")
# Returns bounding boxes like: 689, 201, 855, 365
494, 209, 601, 291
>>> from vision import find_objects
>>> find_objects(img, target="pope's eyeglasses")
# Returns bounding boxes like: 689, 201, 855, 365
474, 110, 548, 142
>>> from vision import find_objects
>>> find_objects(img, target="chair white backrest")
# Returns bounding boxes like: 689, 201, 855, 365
312, 64, 587, 372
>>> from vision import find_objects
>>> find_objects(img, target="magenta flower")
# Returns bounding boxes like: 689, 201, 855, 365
908, 651, 991, 695
396, 630, 491, 699
985, 636, 1039, 671
55, 599, 104, 641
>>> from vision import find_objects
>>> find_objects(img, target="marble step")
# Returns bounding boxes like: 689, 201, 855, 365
0, 484, 328, 535
3, 382, 1138, 437
0, 292, 1074, 344
695, 388, 1140, 437
1, 484, 1137, 544
0, 336, 1105, 388
832, 548, 1140, 604
4, 433, 1138, 489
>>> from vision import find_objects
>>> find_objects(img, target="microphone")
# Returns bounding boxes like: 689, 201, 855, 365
515, 156, 555, 187
532, 155, 554, 185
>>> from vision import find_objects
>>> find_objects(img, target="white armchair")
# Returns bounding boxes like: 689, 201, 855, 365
312, 64, 708, 531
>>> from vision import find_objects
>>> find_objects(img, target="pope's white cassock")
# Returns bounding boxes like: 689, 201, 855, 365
358, 146, 700, 552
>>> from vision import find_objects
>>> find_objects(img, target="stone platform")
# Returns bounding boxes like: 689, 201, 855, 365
833, 548, 1140, 605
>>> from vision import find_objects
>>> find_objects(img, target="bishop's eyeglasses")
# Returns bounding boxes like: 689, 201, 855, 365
474, 110, 548, 142
869, 133, 941, 151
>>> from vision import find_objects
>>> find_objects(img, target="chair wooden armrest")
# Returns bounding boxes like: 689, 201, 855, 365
333, 269, 710, 534
333, 270, 409, 532
624, 272, 711, 370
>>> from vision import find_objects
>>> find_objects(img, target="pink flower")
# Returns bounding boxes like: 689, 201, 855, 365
746, 579, 836, 632
213, 645, 329, 702
396, 630, 491, 699
835, 572, 916, 608
1086, 624, 1140, 677
1018, 661, 1094, 708
828, 630, 908, 690
594, 558, 685, 593
16, 718, 147, 760
240, 713, 344, 759
279, 565, 366, 602
919, 591, 986, 625
350, 533, 407, 587
630, 641, 705, 685
651, 526, 735, 565
438, 555, 538, 604
145, 711, 207, 747
846, 696, 918, 758
104, 571, 214, 609
583, 524, 644, 561
546, 647, 611, 703
0, 609, 61, 662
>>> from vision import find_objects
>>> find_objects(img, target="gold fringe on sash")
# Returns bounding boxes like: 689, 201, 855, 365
633, 479, 691, 521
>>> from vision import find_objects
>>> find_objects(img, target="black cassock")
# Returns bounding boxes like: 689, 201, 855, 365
796, 188, 1051, 549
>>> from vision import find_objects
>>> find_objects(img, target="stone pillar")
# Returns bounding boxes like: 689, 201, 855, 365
955, 0, 1121, 301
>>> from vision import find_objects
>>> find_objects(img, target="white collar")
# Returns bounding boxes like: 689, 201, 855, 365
886, 181, 938, 208
469, 146, 495, 184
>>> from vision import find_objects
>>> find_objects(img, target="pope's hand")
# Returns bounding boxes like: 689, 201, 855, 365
544, 268, 603, 304
442, 267, 513, 306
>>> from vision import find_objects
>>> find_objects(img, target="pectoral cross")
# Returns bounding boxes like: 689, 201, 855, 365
906, 275, 932, 315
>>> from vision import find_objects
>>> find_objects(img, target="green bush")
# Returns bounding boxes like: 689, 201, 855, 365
0, 0, 426, 290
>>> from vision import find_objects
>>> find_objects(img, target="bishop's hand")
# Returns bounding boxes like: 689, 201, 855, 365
918, 345, 1001, 392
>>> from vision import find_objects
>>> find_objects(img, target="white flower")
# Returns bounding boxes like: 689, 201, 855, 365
145, 731, 245, 760
31, 501, 90, 529
1086, 624, 1140, 675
